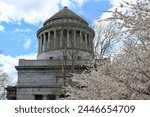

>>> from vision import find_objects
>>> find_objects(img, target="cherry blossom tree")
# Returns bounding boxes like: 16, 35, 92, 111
93, 21, 122, 59
106, 0, 150, 34
64, 41, 150, 99
63, 0, 150, 100
0, 71, 8, 100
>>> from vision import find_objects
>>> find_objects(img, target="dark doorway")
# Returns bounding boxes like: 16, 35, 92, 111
34, 95, 43, 100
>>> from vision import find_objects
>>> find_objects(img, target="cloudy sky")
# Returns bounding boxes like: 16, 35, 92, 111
0, 0, 127, 83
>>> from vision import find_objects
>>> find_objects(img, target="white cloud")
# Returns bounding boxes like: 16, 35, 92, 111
99, 0, 137, 20
0, 25, 5, 31
24, 38, 31, 50
0, 0, 134, 25
61, 0, 89, 8
61, 0, 103, 8
0, 53, 37, 83
109, 0, 135, 6
0, 0, 60, 24
61, 0, 72, 7
0, 0, 104, 24
14, 28, 31, 33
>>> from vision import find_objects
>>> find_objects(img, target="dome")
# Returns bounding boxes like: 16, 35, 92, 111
44, 6, 88, 26
37, 6, 95, 60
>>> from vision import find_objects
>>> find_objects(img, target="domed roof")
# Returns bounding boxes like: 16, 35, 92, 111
44, 6, 88, 25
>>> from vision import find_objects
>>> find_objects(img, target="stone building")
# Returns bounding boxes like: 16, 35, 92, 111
6, 6, 95, 100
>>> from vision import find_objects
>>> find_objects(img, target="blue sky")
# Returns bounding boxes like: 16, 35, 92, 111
0, 0, 121, 82
0, 0, 111, 57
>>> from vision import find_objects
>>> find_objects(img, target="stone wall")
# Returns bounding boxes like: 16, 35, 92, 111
16, 59, 88, 100
17, 87, 61, 100
18, 59, 94, 66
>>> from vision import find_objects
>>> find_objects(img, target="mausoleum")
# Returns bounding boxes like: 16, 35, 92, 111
6, 6, 95, 100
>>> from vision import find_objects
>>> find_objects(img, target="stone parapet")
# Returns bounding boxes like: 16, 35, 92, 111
18, 59, 94, 67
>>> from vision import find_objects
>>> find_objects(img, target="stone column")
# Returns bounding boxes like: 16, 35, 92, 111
43, 33, 46, 52
43, 95, 47, 100
85, 32, 87, 50
48, 31, 51, 51
74, 29, 76, 48
80, 30, 82, 49
87, 34, 90, 51
38, 36, 40, 54
41, 34, 44, 52
40, 36, 42, 53
89, 35, 91, 52
46, 32, 49, 51
54, 30, 56, 49
55, 95, 59, 100
91, 35, 94, 54
90, 35, 93, 52
60, 30, 63, 48
67, 29, 69, 48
